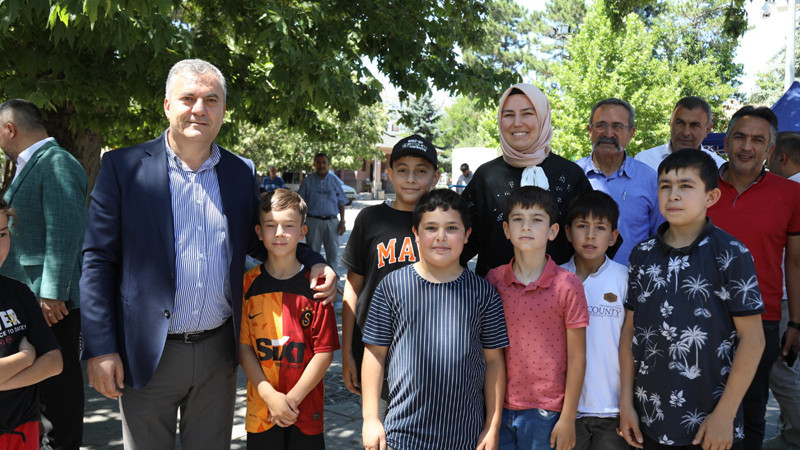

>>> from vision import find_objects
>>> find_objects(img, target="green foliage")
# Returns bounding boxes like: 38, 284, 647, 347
232, 103, 386, 173
532, 0, 587, 75
438, 96, 498, 150
548, 0, 737, 160
398, 93, 443, 145
749, 33, 800, 106
605, 0, 748, 38
0, 0, 518, 184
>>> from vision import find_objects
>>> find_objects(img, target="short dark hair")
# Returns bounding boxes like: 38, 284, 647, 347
774, 132, 800, 165
0, 98, 47, 132
259, 188, 307, 224
314, 153, 330, 163
460, 163, 469, 171
726, 106, 779, 148
674, 96, 712, 124
590, 98, 635, 127
504, 186, 558, 225
658, 148, 719, 191
412, 189, 470, 231
566, 191, 620, 231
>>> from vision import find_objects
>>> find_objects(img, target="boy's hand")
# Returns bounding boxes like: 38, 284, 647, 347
309, 263, 338, 305
475, 425, 499, 450
550, 417, 575, 450
342, 349, 361, 395
362, 418, 386, 450
18, 337, 36, 366
618, 402, 644, 448
263, 389, 299, 427
692, 410, 733, 449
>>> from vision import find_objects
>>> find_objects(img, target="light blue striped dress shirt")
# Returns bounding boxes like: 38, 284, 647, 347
165, 137, 231, 333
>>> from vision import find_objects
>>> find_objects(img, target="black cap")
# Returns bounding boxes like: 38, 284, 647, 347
390, 134, 438, 169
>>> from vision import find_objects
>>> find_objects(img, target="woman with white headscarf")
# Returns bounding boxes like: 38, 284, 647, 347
461, 83, 592, 276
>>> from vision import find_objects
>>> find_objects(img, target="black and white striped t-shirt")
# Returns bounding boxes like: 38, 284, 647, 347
363, 264, 509, 450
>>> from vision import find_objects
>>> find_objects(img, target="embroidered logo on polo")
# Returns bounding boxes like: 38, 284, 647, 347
300, 306, 314, 329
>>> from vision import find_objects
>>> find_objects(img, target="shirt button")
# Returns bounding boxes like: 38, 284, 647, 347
198, 282, 204, 288
164, 310, 171, 319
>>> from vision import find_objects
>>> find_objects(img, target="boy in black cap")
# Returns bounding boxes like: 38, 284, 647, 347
340, 134, 440, 403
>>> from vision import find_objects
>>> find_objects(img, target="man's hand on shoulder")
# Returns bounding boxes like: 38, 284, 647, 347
309, 263, 339, 305
40, 298, 69, 327
87, 353, 125, 399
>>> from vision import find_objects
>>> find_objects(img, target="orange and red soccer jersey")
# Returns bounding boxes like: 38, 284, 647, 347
240, 265, 340, 435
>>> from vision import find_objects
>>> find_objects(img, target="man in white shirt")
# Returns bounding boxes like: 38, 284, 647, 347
455, 163, 473, 194
635, 96, 726, 170
764, 131, 800, 450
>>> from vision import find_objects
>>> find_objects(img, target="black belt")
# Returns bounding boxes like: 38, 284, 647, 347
167, 321, 227, 343
308, 215, 337, 220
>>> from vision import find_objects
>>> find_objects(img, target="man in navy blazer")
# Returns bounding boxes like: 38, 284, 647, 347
80, 59, 335, 449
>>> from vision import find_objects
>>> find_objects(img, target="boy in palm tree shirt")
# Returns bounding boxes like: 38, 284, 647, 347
619, 149, 765, 449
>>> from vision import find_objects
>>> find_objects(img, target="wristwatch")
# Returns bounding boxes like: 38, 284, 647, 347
788, 320, 800, 331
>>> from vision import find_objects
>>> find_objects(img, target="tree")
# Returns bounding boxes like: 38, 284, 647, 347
398, 93, 443, 144
605, 0, 748, 38
750, 33, 800, 106
438, 96, 498, 150
0, 0, 518, 187
548, 0, 737, 160
233, 103, 386, 173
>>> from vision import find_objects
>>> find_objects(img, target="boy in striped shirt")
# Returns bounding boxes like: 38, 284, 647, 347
361, 189, 509, 450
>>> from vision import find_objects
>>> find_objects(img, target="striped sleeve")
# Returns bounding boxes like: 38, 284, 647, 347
478, 278, 509, 349
362, 277, 394, 347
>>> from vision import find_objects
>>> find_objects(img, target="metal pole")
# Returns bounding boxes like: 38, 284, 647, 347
786, 0, 797, 91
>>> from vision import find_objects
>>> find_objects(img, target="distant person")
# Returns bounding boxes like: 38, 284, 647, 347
261, 165, 285, 193
0, 198, 63, 450
763, 131, 800, 450
561, 191, 628, 450
620, 149, 765, 449
486, 186, 588, 450
0, 98, 87, 449
297, 153, 348, 267
455, 163, 473, 194
636, 96, 726, 170
707, 106, 800, 449
340, 135, 439, 402
463, 83, 592, 276
576, 98, 663, 264
239, 189, 339, 450
361, 189, 508, 450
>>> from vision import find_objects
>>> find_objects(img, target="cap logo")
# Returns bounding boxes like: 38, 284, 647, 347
402, 139, 429, 152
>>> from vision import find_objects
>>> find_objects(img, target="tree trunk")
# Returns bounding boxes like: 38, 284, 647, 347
44, 106, 104, 194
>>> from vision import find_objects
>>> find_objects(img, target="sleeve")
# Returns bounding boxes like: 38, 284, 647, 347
39, 150, 88, 301
79, 152, 123, 359
723, 241, 766, 316
335, 178, 348, 206
239, 276, 254, 345
361, 278, 394, 347
480, 286, 509, 349
647, 170, 665, 236
277, 177, 285, 189
20, 283, 60, 355
626, 248, 642, 311
297, 178, 309, 201
311, 302, 341, 353
789, 182, 800, 235
340, 208, 367, 274
562, 273, 590, 328
460, 171, 482, 264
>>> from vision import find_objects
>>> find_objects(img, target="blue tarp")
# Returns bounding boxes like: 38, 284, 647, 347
772, 80, 800, 132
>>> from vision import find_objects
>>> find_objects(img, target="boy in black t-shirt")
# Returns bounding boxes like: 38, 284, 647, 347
0, 199, 62, 449
340, 134, 440, 396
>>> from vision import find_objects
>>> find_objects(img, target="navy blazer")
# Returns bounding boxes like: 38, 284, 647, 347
80, 135, 262, 388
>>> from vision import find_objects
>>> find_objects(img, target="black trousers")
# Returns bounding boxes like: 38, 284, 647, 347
40, 311, 84, 450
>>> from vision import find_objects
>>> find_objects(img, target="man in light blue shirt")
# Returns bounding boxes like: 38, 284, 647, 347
298, 152, 348, 267
577, 98, 663, 265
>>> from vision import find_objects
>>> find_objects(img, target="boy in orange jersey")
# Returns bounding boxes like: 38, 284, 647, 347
239, 189, 340, 449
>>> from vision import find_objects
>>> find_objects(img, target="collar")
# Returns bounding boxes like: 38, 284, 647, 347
788, 172, 800, 183
563, 254, 611, 279
163, 132, 221, 172
16, 137, 55, 165
499, 255, 557, 289
654, 217, 715, 255
587, 152, 629, 178
718, 162, 766, 191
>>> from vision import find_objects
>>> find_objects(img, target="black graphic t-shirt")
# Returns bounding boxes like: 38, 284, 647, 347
0, 275, 60, 434
340, 202, 419, 373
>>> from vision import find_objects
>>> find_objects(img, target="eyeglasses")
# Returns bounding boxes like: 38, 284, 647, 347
590, 122, 632, 132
